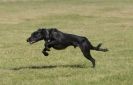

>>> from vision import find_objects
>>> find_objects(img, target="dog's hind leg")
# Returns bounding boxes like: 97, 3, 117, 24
79, 41, 95, 68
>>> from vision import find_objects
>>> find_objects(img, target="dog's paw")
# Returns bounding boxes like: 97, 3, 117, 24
42, 51, 49, 56
44, 53, 49, 56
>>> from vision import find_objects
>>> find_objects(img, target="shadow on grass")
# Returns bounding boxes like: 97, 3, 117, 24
10, 64, 87, 70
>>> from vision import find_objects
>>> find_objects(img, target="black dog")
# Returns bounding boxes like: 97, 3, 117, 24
27, 28, 108, 68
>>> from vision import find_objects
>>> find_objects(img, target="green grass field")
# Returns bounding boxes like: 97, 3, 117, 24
0, 0, 133, 85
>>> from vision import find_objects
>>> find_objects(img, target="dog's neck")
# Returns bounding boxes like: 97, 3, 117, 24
42, 29, 51, 42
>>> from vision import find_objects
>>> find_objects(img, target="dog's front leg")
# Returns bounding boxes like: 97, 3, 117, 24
42, 41, 51, 56
44, 41, 51, 51
42, 48, 49, 56
42, 40, 59, 56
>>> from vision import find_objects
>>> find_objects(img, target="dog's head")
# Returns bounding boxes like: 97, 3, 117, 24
27, 28, 49, 44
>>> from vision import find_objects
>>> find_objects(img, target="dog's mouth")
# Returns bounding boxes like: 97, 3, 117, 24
27, 38, 37, 44
29, 41, 36, 44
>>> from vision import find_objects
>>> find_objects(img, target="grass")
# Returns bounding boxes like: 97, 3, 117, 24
0, 0, 133, 85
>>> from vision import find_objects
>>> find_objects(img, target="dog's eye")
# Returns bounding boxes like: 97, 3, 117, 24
36, 33, 40, 36
35, 33, 41, 38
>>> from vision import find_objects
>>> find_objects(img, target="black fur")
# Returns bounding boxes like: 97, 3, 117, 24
27, 28, 108, 68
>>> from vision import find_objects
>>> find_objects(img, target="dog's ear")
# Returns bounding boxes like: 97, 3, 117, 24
38, 28, 44, 32
37, 28, 47, 35
51, 28, 58, 31
38, 28, 50, 40
38, 28, 45, 34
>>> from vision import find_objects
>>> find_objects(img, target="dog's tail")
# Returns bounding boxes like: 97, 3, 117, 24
92, 43, 108, 52
80, 37, 108, 52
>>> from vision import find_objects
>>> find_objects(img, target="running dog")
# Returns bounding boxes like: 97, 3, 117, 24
27, 28, 108, 68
